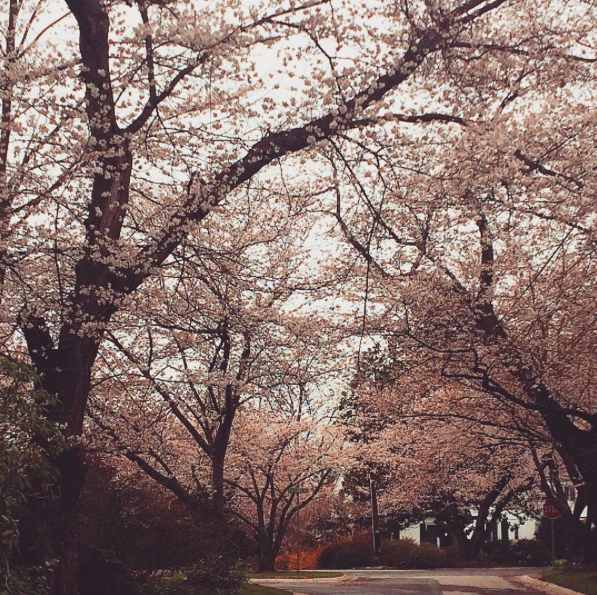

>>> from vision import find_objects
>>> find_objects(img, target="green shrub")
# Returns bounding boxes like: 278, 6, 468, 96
481, 539, 551, 566
185, 554, 248, 595
0, 358, 64, 594
318, 538, 449, 570
78, 546, 141, 595
381, 540, 447, 569
443, 544, 467, 568
482, 540, 512, 564
380, 539, 419, 568
511, 539, 551, 566
412, 543, 447, 568
316, 543, 342, 569
317, 540, 372, 569
146, 556, 248, 595
0, 564, 53, 595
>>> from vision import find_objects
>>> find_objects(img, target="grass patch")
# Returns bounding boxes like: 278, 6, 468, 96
146, 575, 292, 595
541, 569, 597, 595
250, 571, 343, 579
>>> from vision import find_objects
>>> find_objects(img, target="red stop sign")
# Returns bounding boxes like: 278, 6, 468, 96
543, 499, 560, 519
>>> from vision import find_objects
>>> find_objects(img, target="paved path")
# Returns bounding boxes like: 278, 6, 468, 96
255, 568, 546, 595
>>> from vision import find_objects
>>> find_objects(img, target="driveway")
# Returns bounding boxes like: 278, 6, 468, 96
254, 568, 546, 595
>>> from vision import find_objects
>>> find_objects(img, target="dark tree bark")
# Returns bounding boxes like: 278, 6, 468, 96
472, 216, 597, 562
438, 477, 511, 561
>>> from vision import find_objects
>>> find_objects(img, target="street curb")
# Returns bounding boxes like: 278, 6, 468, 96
250, 574, 350, 584
514, 575, 585, 595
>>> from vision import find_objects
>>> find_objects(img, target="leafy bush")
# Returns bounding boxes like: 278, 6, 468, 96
317, 538, 449, 570
411, 543, 447, 568
78, 546, 141, 595
317, 540, 372, 569
443, 544, 469, 568
184, 554, 248, 595
380, 539, 420, 568
511, 539, 551, 566
0, 564, 54, 595
381, 539, 447, 569
0, 358, 64, 594
316, 543, 341, 569
276, 544, 326, 570
482, 540, 512, 564
481, 538, 550, 566
146, 556, 248, 595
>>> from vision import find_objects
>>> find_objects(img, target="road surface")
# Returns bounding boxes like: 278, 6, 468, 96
255, 568, 546, 595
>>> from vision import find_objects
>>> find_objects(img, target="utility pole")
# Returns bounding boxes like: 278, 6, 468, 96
370, 477, 381, 564
296, 490, 301, 576
288, 487, 308, 573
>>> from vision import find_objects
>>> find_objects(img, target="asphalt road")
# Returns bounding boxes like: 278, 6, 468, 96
255, 567, 547, 595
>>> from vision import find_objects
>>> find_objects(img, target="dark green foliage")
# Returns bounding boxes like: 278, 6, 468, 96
510, 539, 551, 566
146, 558, 248, 595
381, 539, 447, 569
317, 538, 450, 570
316, 540, 372, 569
413, 544, 448, 568
481, 538, 550, 566
379, 539, 420, 568
535, 517, 596, 562
480, 540, 512, 564
79, 466, 202, 574
0, 358, 63, 594
79, 461, 254, 577
78, 546, 141, 595
0, 565, 53, 595
482, 539, 551, 566
79, 459, 256, 595
184, 555, 248, 595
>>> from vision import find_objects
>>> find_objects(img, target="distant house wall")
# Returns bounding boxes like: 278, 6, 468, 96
399, 524, 421, 543
398, 512, 538, 547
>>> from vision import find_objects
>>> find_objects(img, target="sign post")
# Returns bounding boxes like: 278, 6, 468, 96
543, 499, 560, 564
370, 478, 382, 564
288, 487, 308, 575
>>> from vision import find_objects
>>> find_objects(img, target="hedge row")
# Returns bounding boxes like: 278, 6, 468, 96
382, 540, 447, 569
316, 538, 446, 569
315, 538, 551, 569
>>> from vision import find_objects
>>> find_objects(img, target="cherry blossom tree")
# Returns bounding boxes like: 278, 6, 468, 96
90, 297, 342, 571
354, 415, 539, 559
1, 0, 587, 591
87, 178, 329, 523
343, 357, 538, 560
350, 343, 592, 559
226, 408, 343, 571
88, 257, 333, 531
322, 0, 597, 560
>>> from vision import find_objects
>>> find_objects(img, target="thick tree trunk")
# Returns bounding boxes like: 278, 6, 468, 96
20, 331, 101, 595
257, 552, 277, 573
256, 536, 278, 573
48, 447, 88, 595
211, 441, 229, 523
19, 429, 88, 595
469, 525, 488, 561
440, 486, 506, 562
442, 515, 474, 560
